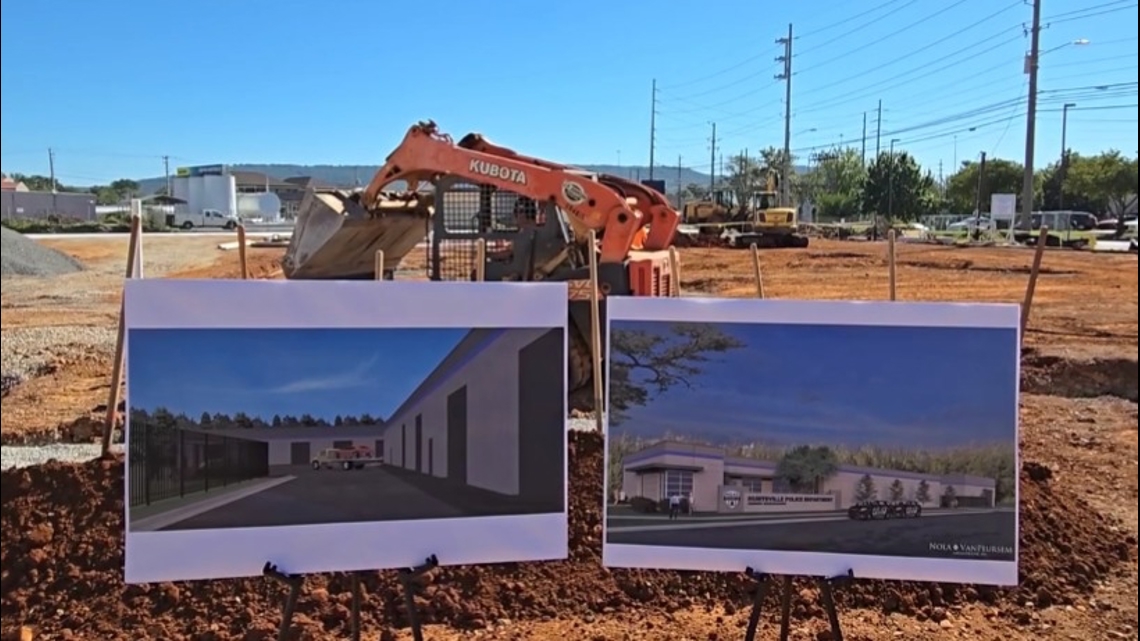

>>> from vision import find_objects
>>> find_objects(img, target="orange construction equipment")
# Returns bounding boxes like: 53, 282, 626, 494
282, 120, 682, 397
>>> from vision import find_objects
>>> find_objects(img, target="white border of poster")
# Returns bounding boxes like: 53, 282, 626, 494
124, 279, 569, 584
601, 296, 1021, 586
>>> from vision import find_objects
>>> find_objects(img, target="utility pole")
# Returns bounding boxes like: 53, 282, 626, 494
676, 155, 683, 207
163, 155, 171, 196
861, 112, 868, 166
47, 148, 57, 193
1019, 0, 1043, 231
875, 100, 883, 158
649, 79, 658, 180
709, 122, 717, 193
1059, 102, 1075, 209
973, 152, 988, 240
776, 24, 794, 206
48, 148, 58, 214
938, 159, 944, 196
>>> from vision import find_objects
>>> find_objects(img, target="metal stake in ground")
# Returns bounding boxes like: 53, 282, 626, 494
588, 230, 604, 433
887, 229, 897, 301
237, 224, 249, 279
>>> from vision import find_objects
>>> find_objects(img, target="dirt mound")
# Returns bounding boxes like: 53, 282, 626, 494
0, 227, 85, 278
1, 432, 1135, 640
1021, 350, 1139, 402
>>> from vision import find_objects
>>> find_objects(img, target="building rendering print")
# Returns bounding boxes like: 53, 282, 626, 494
127, 325, 567, 532
604, 318, 1018, 563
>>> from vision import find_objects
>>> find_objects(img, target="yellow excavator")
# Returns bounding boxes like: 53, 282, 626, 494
678, 170, 808, 248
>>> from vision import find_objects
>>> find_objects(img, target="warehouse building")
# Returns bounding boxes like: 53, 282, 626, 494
201, 424, 387, 471
621, 441, 997, 513
382, 327, 565, 505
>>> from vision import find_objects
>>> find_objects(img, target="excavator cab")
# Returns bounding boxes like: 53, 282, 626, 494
282, 120, 682, 396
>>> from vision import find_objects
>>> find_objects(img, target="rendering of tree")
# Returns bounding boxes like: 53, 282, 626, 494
862, 151, 938, 221
775, 445, 839, 493
608, 323, 745, 424
916, 479, 931, 504
854, 473, 877, 502
943, 484, 957, 506
945, 158, 1024, 214
888, 478, 905, 501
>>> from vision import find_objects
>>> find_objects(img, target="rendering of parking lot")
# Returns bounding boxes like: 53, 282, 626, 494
127, 324, 567, 532
604, 317, 1018, 562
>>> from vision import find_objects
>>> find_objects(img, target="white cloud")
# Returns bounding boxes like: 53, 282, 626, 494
268, 354, 380, 394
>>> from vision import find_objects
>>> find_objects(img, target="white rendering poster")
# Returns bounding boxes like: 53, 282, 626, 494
601, 297, 1021, 586
124, 279, 569, 583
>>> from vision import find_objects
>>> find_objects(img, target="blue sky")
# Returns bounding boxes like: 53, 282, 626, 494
611, 321, 1018, 450
1, 1, 1135, 185
127, 327, 466, 421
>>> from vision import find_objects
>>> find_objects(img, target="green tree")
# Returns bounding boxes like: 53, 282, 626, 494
888, 478, 905, 501
1065, 150, 1139, 215
862, 151, 937, 221
9, 173, 62, 192
854, 473, 877, 502
944, 158, 1024, 214
916, 479, 931, 504
774, 445, 839, 493
608, 323, 745, 424
682, 182, 710, 201
725, 152, 767, 207
803, 148, 867, 220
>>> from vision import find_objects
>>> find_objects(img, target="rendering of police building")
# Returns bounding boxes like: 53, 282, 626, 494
620, 441, 998, 514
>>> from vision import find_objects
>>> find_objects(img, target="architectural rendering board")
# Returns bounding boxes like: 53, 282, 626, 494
601, 297, 1020, 586
123, 279, 569, 583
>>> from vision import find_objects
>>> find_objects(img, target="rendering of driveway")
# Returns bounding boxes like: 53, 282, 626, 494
161, 465, 559, 530
606, 509, 1016, 560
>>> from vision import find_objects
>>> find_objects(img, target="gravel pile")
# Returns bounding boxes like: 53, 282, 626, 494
0, 443, 107, 470
0, 226, 85, 277
0, 326, 115, 381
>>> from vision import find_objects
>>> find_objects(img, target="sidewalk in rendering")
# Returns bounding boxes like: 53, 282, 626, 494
129, 475, 297, 532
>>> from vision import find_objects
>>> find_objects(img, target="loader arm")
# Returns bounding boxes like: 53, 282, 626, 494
453, 132, 680, 251
362, 121, 646, 265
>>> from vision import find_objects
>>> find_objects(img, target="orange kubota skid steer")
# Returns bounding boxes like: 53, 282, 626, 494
281, 120, 682, 399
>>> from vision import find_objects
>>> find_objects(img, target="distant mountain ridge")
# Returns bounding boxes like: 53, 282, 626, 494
135, 163, 718, 197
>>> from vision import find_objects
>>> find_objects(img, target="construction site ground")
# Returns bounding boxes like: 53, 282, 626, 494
1, 234, 1137, 640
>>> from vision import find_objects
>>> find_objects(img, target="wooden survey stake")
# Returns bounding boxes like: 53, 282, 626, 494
101, 214, 143, 456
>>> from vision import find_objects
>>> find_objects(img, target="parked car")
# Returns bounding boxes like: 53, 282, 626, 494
847, 499, 922, 520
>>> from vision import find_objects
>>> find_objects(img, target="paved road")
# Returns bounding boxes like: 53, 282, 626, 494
606, 510, 1016, 561
162, 464, 561, 531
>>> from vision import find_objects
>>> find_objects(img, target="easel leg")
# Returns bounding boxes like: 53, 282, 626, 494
350, 572, 363, 641
742, 568, 771, 641
818, 570, 854, 641
262, 563, 304, 641
778, 575, 792, 641
397, 555, 439, 641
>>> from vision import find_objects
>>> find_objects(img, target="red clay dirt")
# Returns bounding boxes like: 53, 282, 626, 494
1, 430, 1135, 641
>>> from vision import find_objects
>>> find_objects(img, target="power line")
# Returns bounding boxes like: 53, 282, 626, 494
796, 0, 972, 75
797, 1, 1023, 98
657, 44, 783, 92
1044, 0, 1135, 20
795, 0, 915, 53
1045, 2, 1138, 24
798, 31, 1027, 115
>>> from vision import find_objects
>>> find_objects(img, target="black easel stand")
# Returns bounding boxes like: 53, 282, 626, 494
741, 568, 854, 641
263, 562, 305, 641
397, 555, 440, 641
350, 571, 367, 641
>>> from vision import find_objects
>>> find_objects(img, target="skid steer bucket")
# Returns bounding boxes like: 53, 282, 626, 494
282, 189, 432, 280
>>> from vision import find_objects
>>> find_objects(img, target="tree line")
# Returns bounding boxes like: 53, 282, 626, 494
6, 173, 143, 206
129, 407, 383, 431
677, 146, 1137, 222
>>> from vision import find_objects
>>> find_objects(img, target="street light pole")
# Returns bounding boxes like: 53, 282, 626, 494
1059, 102, 1076, 209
